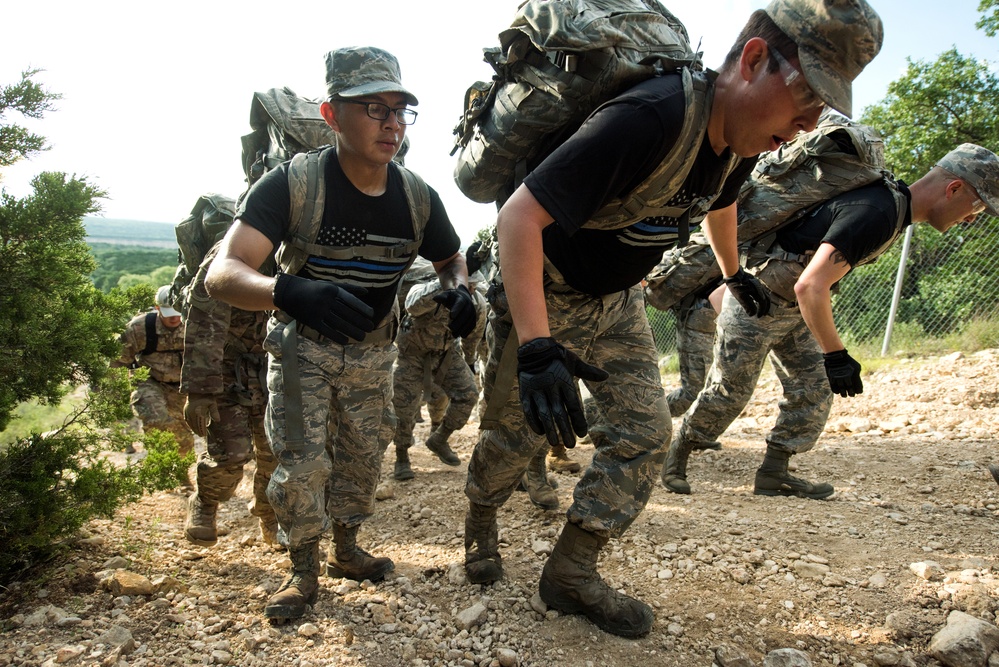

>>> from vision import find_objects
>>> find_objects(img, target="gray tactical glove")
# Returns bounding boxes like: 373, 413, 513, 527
517, 337, 608, 449
722, 268, 771, 317
273, 273, 375, 344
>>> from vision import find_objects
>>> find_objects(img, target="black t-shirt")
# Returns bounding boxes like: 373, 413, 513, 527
523, 74, 757, 295
776, 179, 912, 268
238, 152, 460, 324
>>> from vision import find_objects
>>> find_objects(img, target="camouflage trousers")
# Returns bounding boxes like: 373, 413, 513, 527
262, 319, 396, 549
193, 369, 276, 524
393, 343, 476, 447
666, 297, 717, 418
131, 378, 195, 456
674, 290, 833, 454
467, 273, 670, 539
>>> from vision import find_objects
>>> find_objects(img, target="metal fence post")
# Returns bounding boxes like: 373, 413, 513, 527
880, 224, 914, 356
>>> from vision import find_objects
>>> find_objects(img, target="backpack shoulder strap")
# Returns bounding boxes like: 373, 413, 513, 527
141, 311, 159, 356
397, 163, 432, 240
278, 151, 433, 276
585, 68, 716, 231
277, 148, 329, 276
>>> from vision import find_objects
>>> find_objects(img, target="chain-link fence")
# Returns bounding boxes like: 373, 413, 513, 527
648, 213, 999, 359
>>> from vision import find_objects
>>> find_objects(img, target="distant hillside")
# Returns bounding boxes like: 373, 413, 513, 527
84, 217, 177, 248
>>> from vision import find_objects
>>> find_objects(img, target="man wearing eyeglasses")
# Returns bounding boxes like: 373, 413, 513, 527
462, 0, 883, 638
664, 141, 999, 501
206, 46, 475, 622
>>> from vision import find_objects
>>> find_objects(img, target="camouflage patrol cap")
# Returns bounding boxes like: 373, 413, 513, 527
155, 285, 181, 317
937, 143, 999, 217
325, 46, 418, 106
765, 0, 883, 117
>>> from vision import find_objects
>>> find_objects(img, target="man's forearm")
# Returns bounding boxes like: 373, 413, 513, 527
205, 257, 278, 312
797, 285, 844, 352
702, 206, 741, 277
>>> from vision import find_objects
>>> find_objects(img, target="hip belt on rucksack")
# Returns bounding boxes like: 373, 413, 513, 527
274, 311, 398, 346
745, 243, 814, 306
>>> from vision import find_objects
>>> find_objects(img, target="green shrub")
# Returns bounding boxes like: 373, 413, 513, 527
0, 370, 192, 584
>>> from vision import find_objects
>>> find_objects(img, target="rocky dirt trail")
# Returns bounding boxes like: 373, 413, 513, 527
2, 350, 998, 667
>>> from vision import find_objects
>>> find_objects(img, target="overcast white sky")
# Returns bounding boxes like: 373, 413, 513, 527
1, 0, 995, 246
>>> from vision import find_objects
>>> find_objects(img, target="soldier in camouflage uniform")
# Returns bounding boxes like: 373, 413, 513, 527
390, 276, 481, 480
111, 285, 195, 458
182, 245, 280, 547
664, 143, 999, 500
667, 295, 719, 418
464, 0, 882, 638
420, 255, 488, 438
206, 46, 474, 622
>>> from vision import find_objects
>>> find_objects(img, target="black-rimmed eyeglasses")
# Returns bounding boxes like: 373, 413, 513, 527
337, 99, 418, 125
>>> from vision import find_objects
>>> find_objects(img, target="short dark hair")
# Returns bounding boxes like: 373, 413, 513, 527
721, 9, 799, 73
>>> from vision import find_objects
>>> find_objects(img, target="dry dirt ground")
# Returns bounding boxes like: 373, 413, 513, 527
2, 349, 999, 667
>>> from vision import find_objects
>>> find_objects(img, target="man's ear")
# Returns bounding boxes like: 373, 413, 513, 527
944, 178, 963, 201
320, 100, 339, 132
740, 37, 769, 82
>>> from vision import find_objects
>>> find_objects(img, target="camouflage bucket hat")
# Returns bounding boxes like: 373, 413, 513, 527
765, 0, 883, 117
937, 143, 999, 217
325, 46, 418, 106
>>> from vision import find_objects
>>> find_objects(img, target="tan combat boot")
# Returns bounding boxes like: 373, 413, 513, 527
263, 538, 321, 622
539, 522, 654, 638
547, 442, 582, 474
518, 451, 559, 510
464, 503, 502, 585
259, 516, 279, 546
184, 494, 218, 546
326, 524, 394, 581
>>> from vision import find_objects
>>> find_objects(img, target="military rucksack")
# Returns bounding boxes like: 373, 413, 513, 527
168, 194, 237, 312
397, 256, 438, 314
241, 86, 410, 188
452, 0, 704, 209
241, 87, 339, 188
645, 112, 894, 311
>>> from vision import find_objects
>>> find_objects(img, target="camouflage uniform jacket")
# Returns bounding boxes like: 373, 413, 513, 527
114, 312, 185, 384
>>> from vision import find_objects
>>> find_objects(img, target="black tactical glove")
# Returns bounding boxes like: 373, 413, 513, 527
722, 268, 772, 317
823, 349, 863, 397
517, 337, 609, 449
272, 273, 375, 345
432, 284, 477, 338
465, 241, 484, 275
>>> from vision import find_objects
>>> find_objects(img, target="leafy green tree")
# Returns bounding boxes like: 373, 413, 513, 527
116, 265, 176, 292
0, 172, 141, 430
0, 71, 191, 583
0, 69, 59, 167
860, 48, 999, 182
89, 244, 177, 292
978, 0, 999, 37
475, 226, 494, 244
